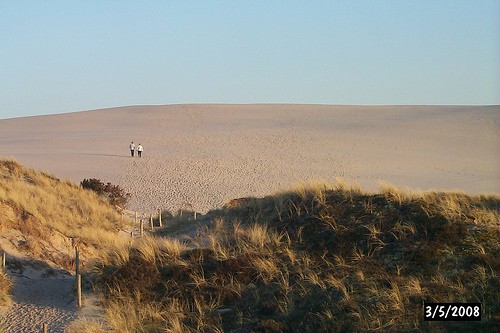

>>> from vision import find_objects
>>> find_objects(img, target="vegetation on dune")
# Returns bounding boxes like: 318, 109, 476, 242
81, 178, 130, 208
0, 270, 12, 306
95, 182, 500, 332
1, 159, 498, 332
0, 159, 128, 272
0, 159, 131, 331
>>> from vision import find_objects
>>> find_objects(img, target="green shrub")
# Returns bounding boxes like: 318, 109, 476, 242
81, 178, 130, 207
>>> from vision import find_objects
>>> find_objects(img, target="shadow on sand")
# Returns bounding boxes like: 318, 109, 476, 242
71, 152, 131, 159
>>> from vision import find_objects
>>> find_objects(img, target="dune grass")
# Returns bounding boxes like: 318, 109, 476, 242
0, 159, 129, 271
94, 181, 500, 332
0, 270, 12, 306
1, 159, 498, 331
0, 159, 132, 312
0, 159, 124, 234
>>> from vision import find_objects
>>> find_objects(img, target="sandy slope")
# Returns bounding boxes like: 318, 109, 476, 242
0, 104, 498, 215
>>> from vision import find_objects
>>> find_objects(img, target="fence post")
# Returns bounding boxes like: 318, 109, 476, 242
150, 213, 154, 231
158, 209, 162, 227
140, 219, 144, 237
75, 246, 79, 276
43, 323, 48, 333
194, 211, 197, 220
77, 274, 82, 308
2, 252, 5, 269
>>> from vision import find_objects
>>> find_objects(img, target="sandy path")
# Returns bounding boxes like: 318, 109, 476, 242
1, 276, 78, 333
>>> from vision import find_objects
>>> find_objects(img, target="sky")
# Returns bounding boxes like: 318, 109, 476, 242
1, 1, 499, 119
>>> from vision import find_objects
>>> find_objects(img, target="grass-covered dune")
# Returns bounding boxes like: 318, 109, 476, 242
96, 182, 500, 332
0, 159, 128, 281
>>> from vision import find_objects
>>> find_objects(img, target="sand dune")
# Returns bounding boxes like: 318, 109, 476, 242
0, 104, 498, 214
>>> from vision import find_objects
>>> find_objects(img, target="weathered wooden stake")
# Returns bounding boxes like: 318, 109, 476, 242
43, 323, 48, 333
158, 209, 162, 227
75, 246, 79, 276
194, 211, 197, 220
140, 219, 144, 237
2, 252, 5, 269
150, 213, 154, 231
77, 274, 82, 308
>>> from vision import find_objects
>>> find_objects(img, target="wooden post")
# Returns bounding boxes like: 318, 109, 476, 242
75, 246, 79, 276
158, 209, 162, 227
140, 219, 144, 237
2, 252, 5, 269
150, 213, 154, 231
43, 323, 48, 333
77, 274, 82, 308
194, 211, 197, 220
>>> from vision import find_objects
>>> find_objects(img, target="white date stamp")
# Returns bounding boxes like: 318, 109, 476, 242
424, 303, 481, 321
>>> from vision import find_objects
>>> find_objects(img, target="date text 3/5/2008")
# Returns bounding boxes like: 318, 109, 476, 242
424, 303, 481, 321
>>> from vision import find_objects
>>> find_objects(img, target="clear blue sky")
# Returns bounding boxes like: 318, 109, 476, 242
1, 1, 499, 119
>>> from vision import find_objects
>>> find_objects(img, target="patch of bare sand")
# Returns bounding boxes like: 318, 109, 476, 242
0, 264, 105, 333
0, 104, 498, 215
1, 274, 77, 333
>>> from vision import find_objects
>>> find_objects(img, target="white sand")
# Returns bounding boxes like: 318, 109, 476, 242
0, 104, 498, 215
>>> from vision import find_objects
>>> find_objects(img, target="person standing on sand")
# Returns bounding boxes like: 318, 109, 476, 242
130, 142, 135, 157
137, 144, 143, 158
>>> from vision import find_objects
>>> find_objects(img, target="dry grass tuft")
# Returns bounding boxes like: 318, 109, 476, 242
0, 270, 12, 306
66, 317, 107, 333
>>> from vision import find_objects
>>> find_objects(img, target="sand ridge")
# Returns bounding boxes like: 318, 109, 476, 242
0, 104, 498, 215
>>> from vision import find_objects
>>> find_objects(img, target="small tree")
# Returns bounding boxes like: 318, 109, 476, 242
81, 178, 130, 207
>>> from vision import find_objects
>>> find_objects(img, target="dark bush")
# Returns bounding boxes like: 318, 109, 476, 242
81, 178, 130, 207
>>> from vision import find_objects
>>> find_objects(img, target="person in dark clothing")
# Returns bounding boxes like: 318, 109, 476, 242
130, 142, 135, 157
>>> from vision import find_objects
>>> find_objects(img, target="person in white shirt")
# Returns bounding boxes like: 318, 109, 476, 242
137, 144, 143, 158
130, 142, 135, 157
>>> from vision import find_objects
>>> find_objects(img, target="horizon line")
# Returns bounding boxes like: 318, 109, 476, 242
1, 103, 498, 121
